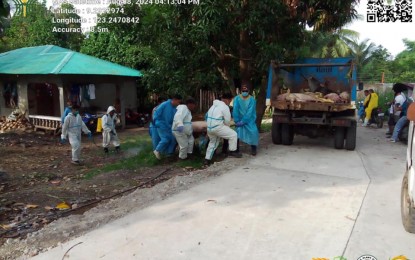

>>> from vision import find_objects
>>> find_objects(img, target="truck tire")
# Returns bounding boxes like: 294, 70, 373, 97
282, 123, 294, 145
334, 127, 345, 149
401, 170, 415, 233
272, 122, 282, 145
345, 121, 357, 151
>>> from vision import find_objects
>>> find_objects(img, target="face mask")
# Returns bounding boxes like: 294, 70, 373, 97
242, 92, 249, 97
73, 111, 79, 116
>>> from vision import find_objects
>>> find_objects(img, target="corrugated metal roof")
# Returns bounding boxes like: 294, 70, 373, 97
0, 45, 142, 77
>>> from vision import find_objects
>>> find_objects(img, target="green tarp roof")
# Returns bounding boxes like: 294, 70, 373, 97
0, 45, 142, 77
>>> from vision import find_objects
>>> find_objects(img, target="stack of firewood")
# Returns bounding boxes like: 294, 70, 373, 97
0, 110, 33, 133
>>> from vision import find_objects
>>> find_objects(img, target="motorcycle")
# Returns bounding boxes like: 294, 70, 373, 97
368, 107, 384, 128
82, 113, 99, 133
125, 109, 149, 127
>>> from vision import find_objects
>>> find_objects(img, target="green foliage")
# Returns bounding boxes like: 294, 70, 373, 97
2, 1, 83, 51
360, 45, 392, 83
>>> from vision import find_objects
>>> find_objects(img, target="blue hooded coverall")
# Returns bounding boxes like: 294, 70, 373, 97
232, 95, 259, 146
153, 99, 177, 154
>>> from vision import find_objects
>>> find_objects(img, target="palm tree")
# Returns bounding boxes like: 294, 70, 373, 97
301, 28, 359, 58
348, 39, 376, 80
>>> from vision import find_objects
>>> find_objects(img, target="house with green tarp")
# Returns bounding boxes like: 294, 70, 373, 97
0, 45, 142, 128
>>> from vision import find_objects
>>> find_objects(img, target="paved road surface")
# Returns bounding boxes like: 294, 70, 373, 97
33, 126, 415, 260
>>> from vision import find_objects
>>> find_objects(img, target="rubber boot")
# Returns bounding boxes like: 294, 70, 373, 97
251, 145, 257, 156
362, 119, 369, 127
235, 139, 240, 153
104, 147, 109, 154
222, 139, 229, 155
115, 146, 121, 153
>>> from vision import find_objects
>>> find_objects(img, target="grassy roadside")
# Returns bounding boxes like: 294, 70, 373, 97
86, 121, 272, 179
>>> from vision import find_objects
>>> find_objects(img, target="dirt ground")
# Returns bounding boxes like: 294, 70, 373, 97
0, 125, 255, 259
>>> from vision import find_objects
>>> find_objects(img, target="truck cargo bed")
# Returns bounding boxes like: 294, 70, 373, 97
272, 100, 354, 112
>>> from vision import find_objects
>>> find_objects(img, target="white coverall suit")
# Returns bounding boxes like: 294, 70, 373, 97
102, 106, 120, 149
205, 100, 238, 160
172, 104, 194, 159
61, 113, 91, 162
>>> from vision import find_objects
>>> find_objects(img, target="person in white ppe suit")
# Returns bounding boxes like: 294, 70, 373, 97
102, 106, 121, 154
172, 98, 197, 160
61, 104, 92, 165
204, 93, 242, 165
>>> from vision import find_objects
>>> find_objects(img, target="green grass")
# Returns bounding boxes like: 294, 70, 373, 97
85, 135, 157, 179
85, 134, 205, 179
261, 122, 272, 133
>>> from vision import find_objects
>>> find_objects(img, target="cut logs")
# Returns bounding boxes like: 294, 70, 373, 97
0, 110, 34, 133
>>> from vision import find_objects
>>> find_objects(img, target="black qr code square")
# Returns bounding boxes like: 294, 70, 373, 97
367, 0, 413, 22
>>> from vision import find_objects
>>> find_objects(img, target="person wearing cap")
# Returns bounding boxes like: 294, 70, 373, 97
204, 93, 242, 165
233, 84, 259, 155
61, 104, 92, 165
172, 98, 197, 160
153, 94, 182, 159
102, 106, 121, 154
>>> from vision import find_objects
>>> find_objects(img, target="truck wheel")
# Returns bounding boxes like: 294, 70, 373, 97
334, 127, 345, 149
282, 124, 294, 145
345, 121, 357, 151
272, 122, 282, 145
401, 170, 415, 233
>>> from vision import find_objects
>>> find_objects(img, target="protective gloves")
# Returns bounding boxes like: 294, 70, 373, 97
88, 132, 93, 139
176, 126, 184, 133
60, 138, 67, 144
235, 121, 245, 127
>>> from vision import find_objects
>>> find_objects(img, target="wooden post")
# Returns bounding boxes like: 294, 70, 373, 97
381, 72, 385, 83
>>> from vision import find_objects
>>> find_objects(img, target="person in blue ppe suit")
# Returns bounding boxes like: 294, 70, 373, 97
61, 104, 92, 165
153, 94, 182, 159
61, 100, 72, 124
149, 97, 166, 150
233, 84, 259, 155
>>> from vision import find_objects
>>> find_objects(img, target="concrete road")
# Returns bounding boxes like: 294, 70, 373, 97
32, 126, 415, 260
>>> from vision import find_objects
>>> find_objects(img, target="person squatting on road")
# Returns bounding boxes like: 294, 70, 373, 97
61, 104, 92, 165
204, 93, 242, 166
149, 97, 166, 151
362, 89, 378, 127
102, 106, 121, 154
233, 84, 259, 155
172, 98, 197, 160
153, 95, 182, 160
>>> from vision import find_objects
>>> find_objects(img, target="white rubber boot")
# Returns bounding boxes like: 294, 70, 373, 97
362, 118, 369, 127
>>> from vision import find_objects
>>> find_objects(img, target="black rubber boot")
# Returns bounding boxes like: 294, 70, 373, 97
222, 139, 229, 155
204, 159, 212, 166
228, 151, 242, 158
235, 139, 240, 153
115, 146, 121, 153
104, 147, 109, 154
251, 145, 257, 156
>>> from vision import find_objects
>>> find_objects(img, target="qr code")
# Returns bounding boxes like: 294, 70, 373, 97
367, 0, 413, 22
